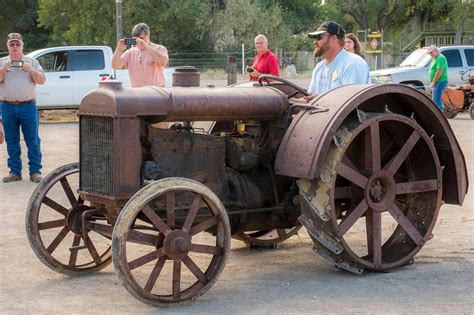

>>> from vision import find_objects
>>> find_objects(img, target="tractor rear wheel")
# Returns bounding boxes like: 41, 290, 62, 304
298, 113, 442, 273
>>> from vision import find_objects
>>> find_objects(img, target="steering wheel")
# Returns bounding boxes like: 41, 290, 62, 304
258, 74, 310, 98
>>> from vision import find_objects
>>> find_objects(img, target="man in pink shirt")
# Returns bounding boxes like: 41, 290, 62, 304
248, 34, 280, 81
112, 23, 169, 87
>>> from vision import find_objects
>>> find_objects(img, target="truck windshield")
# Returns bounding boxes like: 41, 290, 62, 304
399, 49, 431, 67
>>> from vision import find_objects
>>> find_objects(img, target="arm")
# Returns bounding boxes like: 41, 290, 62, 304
138, 39, 168, 67
0, 61, 12, 83
112, 39, 128, 69
23, 62, 46, 85
431, 69, 444, 88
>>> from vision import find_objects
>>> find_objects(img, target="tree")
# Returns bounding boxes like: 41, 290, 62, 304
0, 0, 50, 51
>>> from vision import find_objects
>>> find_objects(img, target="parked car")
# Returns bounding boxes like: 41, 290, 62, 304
371, 45, 474, 90
27, 46, 174, 109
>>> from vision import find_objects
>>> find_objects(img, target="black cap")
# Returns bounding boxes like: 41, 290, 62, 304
308, 21, 345, 38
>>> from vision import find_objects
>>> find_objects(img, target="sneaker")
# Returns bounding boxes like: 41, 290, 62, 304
2, 173, 22, 182
30, 173, 42, 183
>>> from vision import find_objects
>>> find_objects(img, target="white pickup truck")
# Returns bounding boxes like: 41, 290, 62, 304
27, 46, 173, 109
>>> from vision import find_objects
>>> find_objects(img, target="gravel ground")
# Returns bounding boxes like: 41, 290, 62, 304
0, 81, 472, 314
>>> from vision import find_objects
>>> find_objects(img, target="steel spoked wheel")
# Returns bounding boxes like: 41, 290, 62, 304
112, 177, 231, 305
305, 113, 442, 272
234, 227, 301, 247
26, 163, 113, 275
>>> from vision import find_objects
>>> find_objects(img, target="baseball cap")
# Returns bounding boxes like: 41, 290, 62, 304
308, 21, 345, 38
427, 45, 438, 54
7, 33, 23, 43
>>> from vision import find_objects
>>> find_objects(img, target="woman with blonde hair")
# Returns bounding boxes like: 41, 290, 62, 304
344, 33, 364, 58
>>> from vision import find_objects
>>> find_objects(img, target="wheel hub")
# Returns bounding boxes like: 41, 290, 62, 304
66, 205, 92, 234
163, 230, 191, 260
365, 170, 396, 212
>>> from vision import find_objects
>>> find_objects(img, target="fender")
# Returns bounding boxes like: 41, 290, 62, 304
274, 83, 468, 205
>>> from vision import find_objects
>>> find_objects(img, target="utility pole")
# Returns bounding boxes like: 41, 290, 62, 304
116, 0, 123, 42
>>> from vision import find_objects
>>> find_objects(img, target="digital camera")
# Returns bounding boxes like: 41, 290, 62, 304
246, 66, 255, 73
124, 38, 137, 46
11, 60, 24, 67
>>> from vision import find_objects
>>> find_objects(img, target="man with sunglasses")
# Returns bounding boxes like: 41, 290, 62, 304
0, 33, 45, 183
304, 21, 369, 102
112, 23, 169, 88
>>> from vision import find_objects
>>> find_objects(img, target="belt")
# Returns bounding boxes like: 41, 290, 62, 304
1, 99, 35, 105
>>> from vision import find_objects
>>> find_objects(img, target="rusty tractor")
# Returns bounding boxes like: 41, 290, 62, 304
442, 69, 474, 119
26, 75, 468, 305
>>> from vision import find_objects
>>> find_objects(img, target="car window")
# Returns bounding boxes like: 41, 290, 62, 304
442, 49, 463, 67
72, 50, 105, 71
37, 51, 68, 72
465, 49, 474, 66
399, 49, 431, 67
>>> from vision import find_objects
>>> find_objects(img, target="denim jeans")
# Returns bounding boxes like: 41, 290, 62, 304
1, 102, 42, 176
432, 80, 448, 111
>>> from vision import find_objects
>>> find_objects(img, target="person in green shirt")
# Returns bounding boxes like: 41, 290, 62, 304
427, 45, 448, 111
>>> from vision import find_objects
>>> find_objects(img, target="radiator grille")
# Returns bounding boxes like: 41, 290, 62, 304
80, 116, 114, 195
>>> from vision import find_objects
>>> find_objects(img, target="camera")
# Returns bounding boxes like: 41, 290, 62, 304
246, 66, 255, 73
11, 60, 24, 67
124, 38, 137, 46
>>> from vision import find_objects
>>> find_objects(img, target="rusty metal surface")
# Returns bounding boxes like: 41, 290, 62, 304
172, 66, 200, 87
79, 81, 288, 121
298, 113, 443, 271
275, 83, 468, 205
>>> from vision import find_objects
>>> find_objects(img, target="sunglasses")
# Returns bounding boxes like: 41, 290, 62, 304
314, 33, 330, 41
8, 42, 22, 47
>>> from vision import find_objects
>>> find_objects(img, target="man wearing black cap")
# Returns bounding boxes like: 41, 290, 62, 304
0, 33, 46, 183
304, 21, 369, 101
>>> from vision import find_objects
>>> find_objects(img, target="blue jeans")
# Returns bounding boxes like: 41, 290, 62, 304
1, 102, 42, 176
432, 81, 448, 111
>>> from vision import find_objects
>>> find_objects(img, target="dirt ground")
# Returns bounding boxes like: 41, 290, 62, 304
0, 88, 473, 313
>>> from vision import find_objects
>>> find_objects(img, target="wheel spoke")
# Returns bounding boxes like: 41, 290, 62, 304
182, 194, 202, 233
128, 249, 164, 270
42, 196, 69, 216
338, 199, 369, 236
172, 260, 181, 300
372, 212, 382, 267
387, 203, 423, 246
365, 121, 381, 172
38, 219, 66, 230
334, 186, 351, 199
47, 226, 70, 254
142, 205, 171, 236
189, 216, 219, 236
365, 209, 374, 258
68, 234, 81, 267
166, 192, 175, 227
144, 257, 167, 293
182, 255, 208, 284
336, 162, 368, 189
60, 177, 78, 208
83, 234, 102, 265
384, 130, 420, 176
396, 179, 438, 195
127, 230, 159, 246
190, 243, 222, 255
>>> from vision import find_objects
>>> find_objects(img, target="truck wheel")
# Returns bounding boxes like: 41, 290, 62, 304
299, 113, 442, 272
470, 103, 474, 120
112, 177, 230, 305
26, 162, 113, 275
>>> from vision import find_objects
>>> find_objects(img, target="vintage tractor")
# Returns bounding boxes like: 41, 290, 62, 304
26, 76, 468, 305
442, 69, 474, 119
